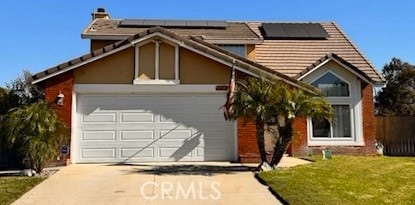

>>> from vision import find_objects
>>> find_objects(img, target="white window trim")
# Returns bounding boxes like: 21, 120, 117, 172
133, 40, 180, 85
305, 66, 365, 146
311, 70, 352, 98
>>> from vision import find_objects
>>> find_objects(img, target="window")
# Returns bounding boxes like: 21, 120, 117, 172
218, 44, 246, 57
306, 67, 364, 146
312, 105, 351, 138
311, 72, 349, 96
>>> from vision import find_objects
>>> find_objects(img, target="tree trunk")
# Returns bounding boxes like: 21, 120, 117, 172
255, 119, 268, 165
270, 121, 293, 167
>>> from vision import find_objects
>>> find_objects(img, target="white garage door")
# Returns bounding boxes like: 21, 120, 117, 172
75, 94, 235, 163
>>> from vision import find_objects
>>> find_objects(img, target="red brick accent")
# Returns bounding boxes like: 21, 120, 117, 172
288, 117, 308, 156
237, 118, 261, 163
41, 70, 74, 162
288, 81, 377, 156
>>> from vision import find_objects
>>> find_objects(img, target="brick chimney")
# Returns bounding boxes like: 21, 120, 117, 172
91, 8, 110, 20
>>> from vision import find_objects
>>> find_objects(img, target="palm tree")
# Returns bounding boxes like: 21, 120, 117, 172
4, 101, 68, 172
228, 77, 333, 168
268, 85, 333, 167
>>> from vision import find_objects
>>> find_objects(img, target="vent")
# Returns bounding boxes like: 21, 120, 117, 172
262, 23, 329, 39
119, 19, 228, 28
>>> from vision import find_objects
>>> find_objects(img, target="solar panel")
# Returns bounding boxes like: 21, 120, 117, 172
119, 19, 145, 27
262, 23, 329, 39
284, 24, 308, 38
262, 23, 287, 38
119, 19, 228, 28
186, 20, 208, 27
142, 19, 165, 26
165, 20, 187, 27
302, 23, 329, 38
207, 20, 228, 28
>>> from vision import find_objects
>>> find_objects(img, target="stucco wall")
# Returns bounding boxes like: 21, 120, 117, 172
74, 47, 135, 84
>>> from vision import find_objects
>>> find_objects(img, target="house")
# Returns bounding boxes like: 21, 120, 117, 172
32, 8, 385, 164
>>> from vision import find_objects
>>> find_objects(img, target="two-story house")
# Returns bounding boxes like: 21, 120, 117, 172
33, 8, 385, 163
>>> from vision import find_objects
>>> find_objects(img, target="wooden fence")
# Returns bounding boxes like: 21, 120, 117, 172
376, 116, 415, 156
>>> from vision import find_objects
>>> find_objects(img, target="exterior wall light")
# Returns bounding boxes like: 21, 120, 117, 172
56, 91, 65, 106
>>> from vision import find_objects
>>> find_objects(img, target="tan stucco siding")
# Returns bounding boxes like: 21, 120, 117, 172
138, 43, 155, 79
159, 43, 175, 79
179, 48, 230, 84
90, 40, 119, 51
246, 45, 256, 61
74, 47, 134, 84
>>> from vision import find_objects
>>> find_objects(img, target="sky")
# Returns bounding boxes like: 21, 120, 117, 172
0, 1, 414, 86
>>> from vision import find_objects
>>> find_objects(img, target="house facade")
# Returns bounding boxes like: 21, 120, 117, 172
33, 9, 385, 164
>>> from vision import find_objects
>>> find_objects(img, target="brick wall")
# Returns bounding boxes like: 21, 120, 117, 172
289, 82, 377, 156
42, 70, 74, 163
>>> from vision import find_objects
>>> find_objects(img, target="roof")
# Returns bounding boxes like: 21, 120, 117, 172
247, 22, 385, 83
296, 53, 375, 84
82, 19, 262, 43
33, 26, 316, 93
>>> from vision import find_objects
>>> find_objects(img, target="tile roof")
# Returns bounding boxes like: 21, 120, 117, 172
247, 22, 385, 83
82, 19, 261, 42
34, 27, 316, 93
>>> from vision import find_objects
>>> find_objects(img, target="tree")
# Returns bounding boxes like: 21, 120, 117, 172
7, 69, 44, 106
228, 77, 333, 168
376, 58, 415, 116
4, 101, 68, 172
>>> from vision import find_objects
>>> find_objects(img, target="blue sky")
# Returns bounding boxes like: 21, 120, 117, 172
0, 1, 414, 86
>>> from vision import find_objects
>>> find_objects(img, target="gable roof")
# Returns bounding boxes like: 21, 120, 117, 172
82, 19, 262, 44
247, 22, 385, 83
33, 26, 316, 92
295, 53, 376, 84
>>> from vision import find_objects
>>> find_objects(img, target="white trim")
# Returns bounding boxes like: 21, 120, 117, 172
32, 43, 132, 84
175, 45, 179, 80
134, 45, 139, 79
70, 91, 77, 164
74, 84, 226, 94
305, 66, 365, 146
310, 70, 352, 98
297, 59, 331, 81
154, 42, 160, 80
35, 32, 300, 90
234, 119, 239, 162
331, 58, 373, 85
298, 58, 374, 86
133, 79, 180, 85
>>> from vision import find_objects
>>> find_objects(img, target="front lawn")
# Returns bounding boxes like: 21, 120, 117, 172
259, 156, 415, 205
0, 176, 44, 205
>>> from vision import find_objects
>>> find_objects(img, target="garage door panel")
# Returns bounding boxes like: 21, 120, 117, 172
121, 130, 155, 140
159, 147, 193, 159
196, 148, 228, 159
159, 130, 192, 139
76, 94, 235, 163
120, 148, 154, 158
82, 148, 116, 159
81, 130, 116, 141
83, 113, 117, 123
120, 112, 154, 123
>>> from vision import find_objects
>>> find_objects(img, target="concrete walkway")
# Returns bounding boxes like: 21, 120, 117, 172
13, 157, 310, 205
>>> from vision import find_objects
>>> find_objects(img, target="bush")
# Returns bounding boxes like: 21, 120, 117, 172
4, 101, 68, 172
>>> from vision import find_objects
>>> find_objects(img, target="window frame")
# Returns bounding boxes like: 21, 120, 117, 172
217, 44, 247, 58
311, 71, 351, 97
305, 65, 365, 146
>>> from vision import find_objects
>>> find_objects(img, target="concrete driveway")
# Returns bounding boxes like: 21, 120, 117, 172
13, 162, 284, 205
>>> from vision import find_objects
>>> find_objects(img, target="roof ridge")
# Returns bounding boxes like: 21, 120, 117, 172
330, 22, 385, 81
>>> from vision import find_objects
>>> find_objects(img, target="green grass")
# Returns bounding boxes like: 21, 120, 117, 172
259, 156, 415, 205
0, 176, 44, 205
